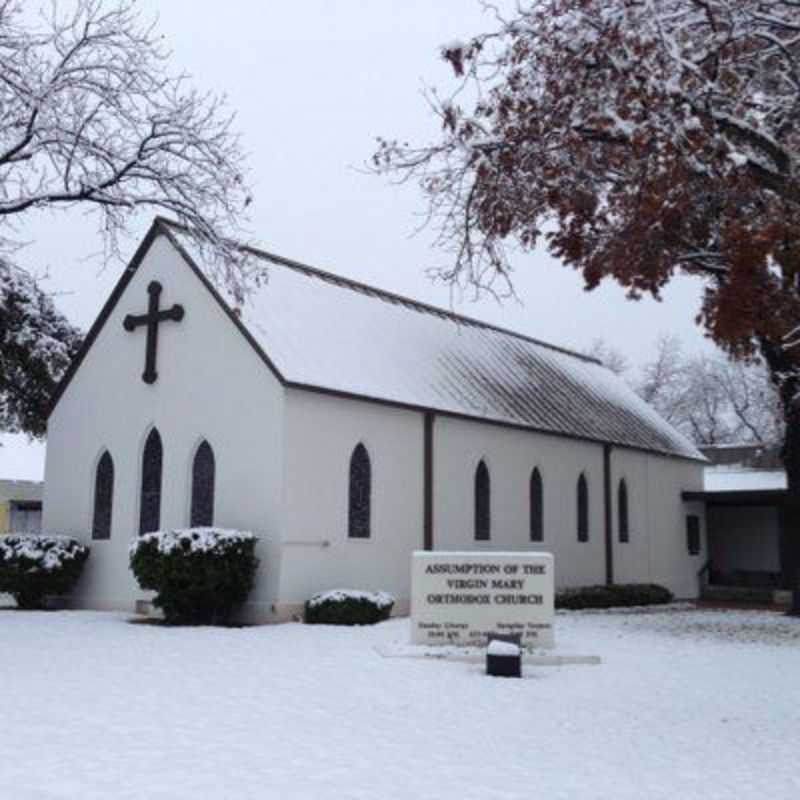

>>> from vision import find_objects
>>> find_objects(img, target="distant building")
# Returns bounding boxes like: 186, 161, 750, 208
683, 444, 789, 604
0, 480, 43, 534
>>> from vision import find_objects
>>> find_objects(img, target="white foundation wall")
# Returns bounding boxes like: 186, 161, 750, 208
432, 417, 607, 588
278, 390, 424, 616
43, 235, 285, 620
611, 449, 706, 598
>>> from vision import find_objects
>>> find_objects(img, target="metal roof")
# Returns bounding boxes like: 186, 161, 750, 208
167, 223, 704, 461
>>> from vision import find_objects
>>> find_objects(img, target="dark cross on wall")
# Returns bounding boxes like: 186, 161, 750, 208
123, 281, 185, 384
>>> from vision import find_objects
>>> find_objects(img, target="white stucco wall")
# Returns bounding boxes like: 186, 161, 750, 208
611, 448, 706, 597
278, 389, 424, 616
432, 416, 607, 589
277, 405, 705, 614
43, 235, 285, 620
277, 398, 707, 615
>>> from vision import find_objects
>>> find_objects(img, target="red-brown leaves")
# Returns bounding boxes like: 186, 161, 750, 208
378, 0, 800, 362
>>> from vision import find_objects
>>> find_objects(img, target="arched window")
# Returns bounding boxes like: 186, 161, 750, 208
475, 460, 490, 541
530, 467, 543, 542
618, 479, 629, 542
348, 443, 371, 538
92, 451, 114, 540
139, 428, 163, 535
190, 440, 215, 527
577, 473, 589, 542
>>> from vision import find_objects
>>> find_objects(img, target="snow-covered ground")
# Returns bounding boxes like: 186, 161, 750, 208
1, 607, 798, 800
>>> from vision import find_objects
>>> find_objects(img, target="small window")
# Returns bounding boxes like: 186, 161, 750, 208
686, 514, 701, 555
348, 443, 371, 538
190, 440, 215, 527
577, 473, 589, 542
10, 502, 42, 534
139, 428, 163, 535
618, 479, 629, 543
92, 451, 114, 540
530, 468, 543, 542
475, 460, 490, 541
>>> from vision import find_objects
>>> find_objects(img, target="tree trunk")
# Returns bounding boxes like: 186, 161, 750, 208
761, 339, 800, 615
782, 409, 800, 615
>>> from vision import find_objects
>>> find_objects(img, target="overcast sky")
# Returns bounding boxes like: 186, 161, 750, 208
1, 0, 714, 481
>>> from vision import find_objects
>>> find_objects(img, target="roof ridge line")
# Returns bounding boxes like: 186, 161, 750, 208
155, 217, 602, 367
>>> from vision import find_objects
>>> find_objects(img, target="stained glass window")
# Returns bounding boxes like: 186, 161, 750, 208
348, 443, 371, 538
139, 428, 163, 535
475, 460, 490, 541
577, 473, 589, 542
191, 440, 215, 527
530, 467, 543, 542
618, 479, 629, 542
92, 451, 114, 540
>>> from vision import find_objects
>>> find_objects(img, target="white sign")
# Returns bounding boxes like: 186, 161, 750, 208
411, 551, 554, 647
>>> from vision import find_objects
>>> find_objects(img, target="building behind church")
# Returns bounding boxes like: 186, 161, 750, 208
0, 480, 43, 535
43, 219, 707, 622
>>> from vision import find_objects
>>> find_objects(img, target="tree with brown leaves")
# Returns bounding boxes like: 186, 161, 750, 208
375, 0, 800, 611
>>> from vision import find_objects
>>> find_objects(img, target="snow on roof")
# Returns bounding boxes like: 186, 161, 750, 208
703, 467, 787, 493
166, 224, 703, 461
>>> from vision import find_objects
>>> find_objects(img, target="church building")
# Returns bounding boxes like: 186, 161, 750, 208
43, 218, 707, 621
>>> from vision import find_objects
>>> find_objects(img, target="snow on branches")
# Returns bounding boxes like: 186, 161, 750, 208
374, 0, 800, 364
0, 259, 81, 436
0, 0, 258, 301
0, 0, 260, 437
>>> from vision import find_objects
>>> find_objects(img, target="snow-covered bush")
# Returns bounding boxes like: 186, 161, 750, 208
556, 583, 673, 610
0, 534, 89, 609
304, 589, 394, 626
129, 528, 259, 625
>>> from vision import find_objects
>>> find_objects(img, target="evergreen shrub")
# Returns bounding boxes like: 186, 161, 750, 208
129, 528, 259, 625
556, 583, 673, 610
0, 534, 89, 609
304, 589, 394, 625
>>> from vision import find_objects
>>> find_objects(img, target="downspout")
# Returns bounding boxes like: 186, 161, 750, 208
423, 412, 435, 551
604, 444, 614, 585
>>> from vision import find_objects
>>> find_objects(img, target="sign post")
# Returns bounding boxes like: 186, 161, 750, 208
411, 551, 555, 648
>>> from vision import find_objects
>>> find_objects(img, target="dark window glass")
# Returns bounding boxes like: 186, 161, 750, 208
139, 428, 163, 535
686, 514, 701, 555
618, 479, 629, 543
348, 443, 371, 538
475, 460, 490, 541
92, 451, 114, 540
577, 473, 589, 542
530, 468, 543, 542
190, 440, 215, 527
